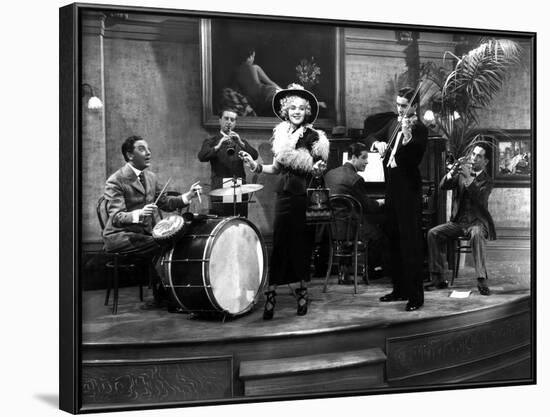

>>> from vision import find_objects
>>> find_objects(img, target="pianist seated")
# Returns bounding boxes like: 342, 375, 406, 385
324, 142, 389, 280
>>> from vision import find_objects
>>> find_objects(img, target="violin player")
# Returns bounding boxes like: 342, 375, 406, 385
368, 87, 428, 311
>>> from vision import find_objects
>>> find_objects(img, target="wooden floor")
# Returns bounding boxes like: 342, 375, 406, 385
82, 254, 531, 346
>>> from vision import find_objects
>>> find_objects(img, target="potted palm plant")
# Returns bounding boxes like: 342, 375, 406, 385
420, 38, 522, 164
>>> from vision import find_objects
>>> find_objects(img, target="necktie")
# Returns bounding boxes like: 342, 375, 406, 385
138, 172, 151, 227
138, 172, 147, 193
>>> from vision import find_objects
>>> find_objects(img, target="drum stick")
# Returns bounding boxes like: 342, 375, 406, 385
197, 188, 202, 204
154, 177, 172, 205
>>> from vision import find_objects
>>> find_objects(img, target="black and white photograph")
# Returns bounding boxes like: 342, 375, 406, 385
60, 2, 537, 412
4, 1, 547, 417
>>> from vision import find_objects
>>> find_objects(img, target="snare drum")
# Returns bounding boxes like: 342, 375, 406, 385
158, 217, 267, 317
152, 215, 185, 244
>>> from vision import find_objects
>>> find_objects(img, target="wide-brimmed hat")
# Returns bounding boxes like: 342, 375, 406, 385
272, 83, 319, 124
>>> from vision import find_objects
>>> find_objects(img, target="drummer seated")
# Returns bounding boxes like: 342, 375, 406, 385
102, 135, 201, 307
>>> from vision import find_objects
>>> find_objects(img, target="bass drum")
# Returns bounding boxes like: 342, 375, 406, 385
159, 217, 267, 317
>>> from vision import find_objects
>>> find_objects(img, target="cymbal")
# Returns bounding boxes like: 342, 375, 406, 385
209, 183, 264, 197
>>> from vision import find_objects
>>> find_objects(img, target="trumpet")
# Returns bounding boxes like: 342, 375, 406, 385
447, 156, 472, 176
224, 131, 240, 156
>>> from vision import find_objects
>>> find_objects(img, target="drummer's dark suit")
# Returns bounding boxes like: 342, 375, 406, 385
369, 116, 428, 305
102, 163, 188, 254
198, 133, 258, 217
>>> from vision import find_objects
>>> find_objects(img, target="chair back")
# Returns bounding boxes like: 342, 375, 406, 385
96, 196, 109, 231
328, 194, 363, 244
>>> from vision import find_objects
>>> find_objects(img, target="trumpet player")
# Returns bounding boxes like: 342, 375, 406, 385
198, 108, 259, 217
369, 87, 428, 312
426, 143, 496, 295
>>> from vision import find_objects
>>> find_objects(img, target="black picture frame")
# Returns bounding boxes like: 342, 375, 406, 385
60, 2, 536, 415
489, 129, 532, 187
201, 18, 345, 130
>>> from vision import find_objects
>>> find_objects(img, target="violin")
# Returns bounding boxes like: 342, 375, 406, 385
380, 114, 419, 158
399, 114, 418, 129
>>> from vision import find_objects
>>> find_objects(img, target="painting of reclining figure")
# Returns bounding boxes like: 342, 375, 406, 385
208, 18, 337, 121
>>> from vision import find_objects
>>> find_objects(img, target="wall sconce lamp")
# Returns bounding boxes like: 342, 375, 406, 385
423, 110, 435, 124
82, 83, 103, 110
423, 109, 461, 128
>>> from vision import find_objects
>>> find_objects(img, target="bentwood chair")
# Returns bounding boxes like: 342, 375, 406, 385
323, 194, 368, 294
96, 196, 145, 314
451, 236, 473, 286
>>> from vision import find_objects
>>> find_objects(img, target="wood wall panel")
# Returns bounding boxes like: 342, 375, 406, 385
490, 188, 531, 229
81, 13, 107, 243
344, 28, 455, 129
81, 356, 233, 408
478, 41, 532, 130
386, 310, 531, 383
345, 53, 406, 128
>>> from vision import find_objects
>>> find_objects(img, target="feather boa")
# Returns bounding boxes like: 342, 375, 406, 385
271, 121, 330, 173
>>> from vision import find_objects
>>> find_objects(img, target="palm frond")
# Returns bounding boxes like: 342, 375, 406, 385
443, 38, 521, 114
423, 38, 521, 156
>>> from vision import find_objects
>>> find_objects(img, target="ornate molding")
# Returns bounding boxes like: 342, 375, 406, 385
81, 356, 233, 408
345, 35, 456, 60
82, 11, 105, 37
386, 310, 531, 382
102, 15, 198, 42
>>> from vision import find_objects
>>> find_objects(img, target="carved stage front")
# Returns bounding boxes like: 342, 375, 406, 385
80, 254, 532, 412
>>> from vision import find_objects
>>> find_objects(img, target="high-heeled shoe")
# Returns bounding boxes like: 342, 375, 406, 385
263, 290, 276, 320
295, 287, 308, 316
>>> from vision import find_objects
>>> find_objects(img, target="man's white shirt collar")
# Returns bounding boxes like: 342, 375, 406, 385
127, 162, 142, 178
127, 163, 146, 223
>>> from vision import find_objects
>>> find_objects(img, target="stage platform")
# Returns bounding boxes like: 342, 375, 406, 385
80, 256, 533, 411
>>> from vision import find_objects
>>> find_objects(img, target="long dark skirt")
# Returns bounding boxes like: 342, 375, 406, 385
269, 193, 315, 286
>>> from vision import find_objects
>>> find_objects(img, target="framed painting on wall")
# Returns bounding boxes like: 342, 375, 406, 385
491, 129, 532, 187
201, 17, 345, 130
